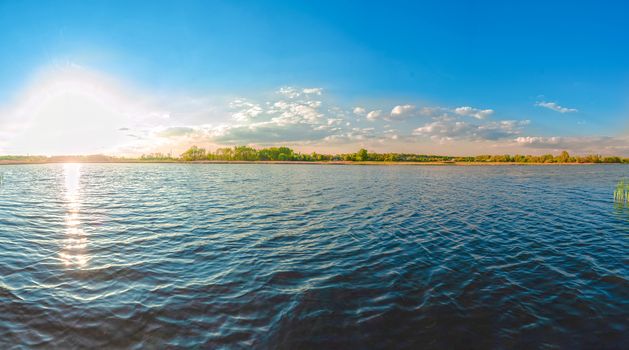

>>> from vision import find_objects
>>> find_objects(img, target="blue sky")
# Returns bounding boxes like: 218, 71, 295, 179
0, 0, 628, 155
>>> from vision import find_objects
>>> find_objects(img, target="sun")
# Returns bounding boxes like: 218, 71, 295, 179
1, 66, 145, 155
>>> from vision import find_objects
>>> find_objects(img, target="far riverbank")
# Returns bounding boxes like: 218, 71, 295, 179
0, 160, 622, 166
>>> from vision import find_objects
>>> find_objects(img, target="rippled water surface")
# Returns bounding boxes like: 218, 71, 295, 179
0, 164, 627, 349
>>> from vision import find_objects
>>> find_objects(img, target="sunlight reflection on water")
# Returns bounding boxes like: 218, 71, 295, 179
60, 163, 88, 267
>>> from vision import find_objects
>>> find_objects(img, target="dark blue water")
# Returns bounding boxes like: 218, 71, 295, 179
0, 164, 627, 349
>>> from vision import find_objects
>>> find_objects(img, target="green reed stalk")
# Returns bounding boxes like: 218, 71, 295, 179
614, 179, 629, 204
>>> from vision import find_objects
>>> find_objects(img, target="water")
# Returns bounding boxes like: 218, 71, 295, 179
0, 164, 627, 349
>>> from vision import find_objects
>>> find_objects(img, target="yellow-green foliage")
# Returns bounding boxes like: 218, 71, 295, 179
614, 180, 629, 204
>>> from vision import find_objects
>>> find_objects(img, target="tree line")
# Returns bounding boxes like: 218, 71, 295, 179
2, 147, 627, 163
137, 146, 629, 163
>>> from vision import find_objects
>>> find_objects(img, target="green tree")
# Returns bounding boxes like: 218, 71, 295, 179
181, 146, 206, 161
556, 151, 570, 163
356, 149, 369, 161
233, 146, 258, 161
214, 147, 234, 160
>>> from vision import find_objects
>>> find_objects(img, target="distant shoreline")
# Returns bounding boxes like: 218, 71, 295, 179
0, 160, 619, 166
3, 146, 627, 165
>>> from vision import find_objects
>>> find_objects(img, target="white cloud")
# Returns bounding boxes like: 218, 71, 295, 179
454, 106, 494, 119
278, 87, 301, 99
389, 104, 416, 120
366, 110, 383, 121
268, 99, 324, 125
515, 136, 562, 146
277, 86, 324, 99
353, 107, 366, 115
230, 99, 262, 122
514, 135, 629, 154
535, 101, 578, 113
413, 119, 527, 142
322, 127, 379, 143
327, 118, 342, 126
302, 87, 323, 95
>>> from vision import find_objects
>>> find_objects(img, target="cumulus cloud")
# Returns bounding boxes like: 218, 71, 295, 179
268, 99, 324, 125
208, 122, 332, 144
302, 87, 323, 95
389, 104, 416, 120
353, 107, 366, 115
366, 110, 383, 121
514, 135, 629, 154
230, 99, 262, 122
413, 119, 527, 142
454, 106, 494, 119
278, 87, 301, 99
535, 101, 578, 113
277, 86, 324, 99
136, 90, 342, 147
321, 127, 380, 143
515, 136, 562, 146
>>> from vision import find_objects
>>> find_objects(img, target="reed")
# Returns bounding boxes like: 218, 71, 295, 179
614, 179, 629, 204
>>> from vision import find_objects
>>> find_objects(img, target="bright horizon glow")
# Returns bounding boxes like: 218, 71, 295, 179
0, 1, 628, 156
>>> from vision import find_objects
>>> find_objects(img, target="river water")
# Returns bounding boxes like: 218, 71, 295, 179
0, 164, 627, 348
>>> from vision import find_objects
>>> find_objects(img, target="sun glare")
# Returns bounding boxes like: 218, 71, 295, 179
60, 163, 88, 267
4, 67, 143, 155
